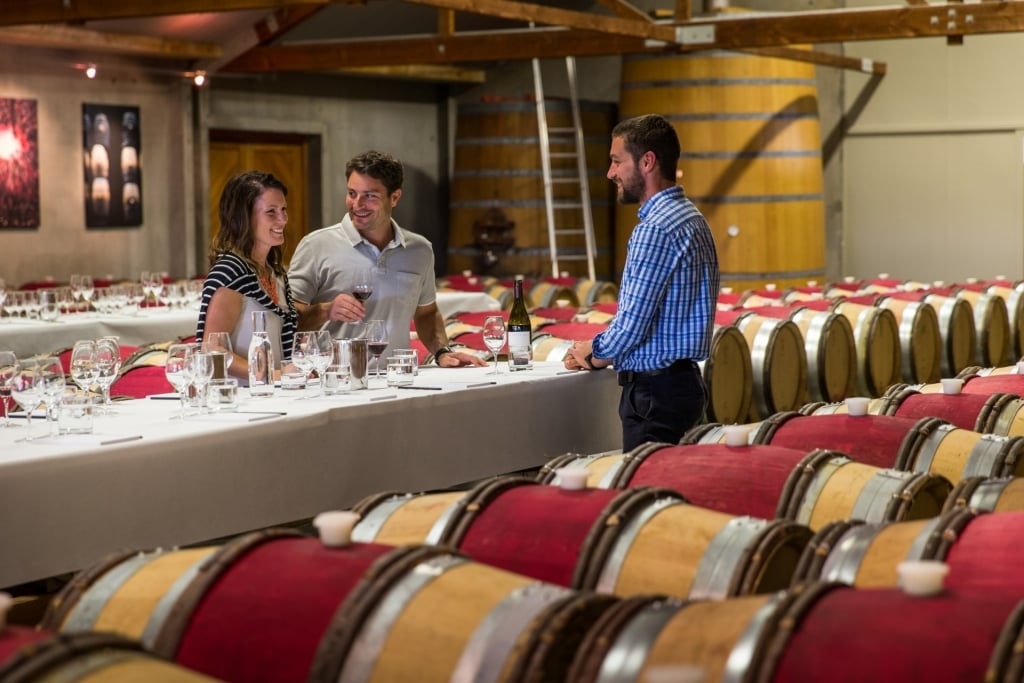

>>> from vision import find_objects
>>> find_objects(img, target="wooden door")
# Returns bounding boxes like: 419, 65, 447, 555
208, 140, 309, 269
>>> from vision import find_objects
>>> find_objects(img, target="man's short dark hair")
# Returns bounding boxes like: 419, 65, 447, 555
611, 114, 680, 183
345, 150, 404, 195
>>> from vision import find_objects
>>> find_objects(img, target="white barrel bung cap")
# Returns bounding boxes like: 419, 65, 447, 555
844, 275, 856, 284
897, 560, 949, 596
554, 467, 589, 491
720, 286, 733, 295
806, 280, 818, 287
0, 592, 12, 629
723, 425, 751, 447
941, 378, 964, 395
313, 510, 361, 547
933, 280, 945, 288
966, 277, 978, 284
560, 271, 570, 278
514, 274, 525, 281
845, 397, 871, 416
555, 298, 571, 308
764, 283, 777, 291
461, 269, 473, 277
878, 272, 890, 279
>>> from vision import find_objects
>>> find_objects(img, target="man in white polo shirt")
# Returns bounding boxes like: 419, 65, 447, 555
289, 150, 484, 367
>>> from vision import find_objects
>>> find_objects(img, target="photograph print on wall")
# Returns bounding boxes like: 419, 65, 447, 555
83, 103, 142, 228
0, 97, 40, 229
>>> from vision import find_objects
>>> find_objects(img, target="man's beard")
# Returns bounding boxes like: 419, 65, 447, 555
616, 173, 643, 204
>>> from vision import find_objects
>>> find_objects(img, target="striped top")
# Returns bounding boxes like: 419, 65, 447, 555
196, 252, 298, 362
592, 185, 719, 372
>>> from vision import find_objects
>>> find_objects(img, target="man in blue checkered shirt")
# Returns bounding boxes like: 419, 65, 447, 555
565, 114, 720, 451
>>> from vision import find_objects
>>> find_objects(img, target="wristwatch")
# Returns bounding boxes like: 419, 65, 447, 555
433, 346, 454, 364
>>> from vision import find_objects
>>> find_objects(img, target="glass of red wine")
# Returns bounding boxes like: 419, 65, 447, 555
364, 319, 388, 378
352, 267, 374, 303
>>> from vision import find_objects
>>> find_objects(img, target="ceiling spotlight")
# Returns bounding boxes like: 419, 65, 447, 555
192, 70, 207, 87
85, 64, 97, 79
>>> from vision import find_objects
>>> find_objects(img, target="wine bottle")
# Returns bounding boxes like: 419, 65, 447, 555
507, 278, 533, 371
248, 310, 275, 396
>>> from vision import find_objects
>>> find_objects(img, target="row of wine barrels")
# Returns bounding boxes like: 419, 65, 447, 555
0, 629, 217, 682
794, 509, 1024, 602
350, 476, 808, 600
879, 386, 1024, 436
42, 530, 614, 683
686, 411, 1024, 484
537, 443, 949, 532
569, 582, 1023, 683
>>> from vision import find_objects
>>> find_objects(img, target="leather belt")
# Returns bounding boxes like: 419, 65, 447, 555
618, 359, 698, 386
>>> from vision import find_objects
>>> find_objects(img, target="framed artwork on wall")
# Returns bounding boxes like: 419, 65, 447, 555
0, 97, 40, 229
83, 103, 142, 228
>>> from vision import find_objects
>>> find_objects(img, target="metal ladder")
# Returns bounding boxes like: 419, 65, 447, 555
532, 56, 597, 281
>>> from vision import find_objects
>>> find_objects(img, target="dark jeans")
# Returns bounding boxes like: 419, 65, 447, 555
619, 364, 707, 452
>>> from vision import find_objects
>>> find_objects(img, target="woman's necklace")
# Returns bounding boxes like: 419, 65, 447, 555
258, 266, 279, 306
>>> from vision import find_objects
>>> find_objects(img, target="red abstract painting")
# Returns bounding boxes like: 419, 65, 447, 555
0, 97, 40, 229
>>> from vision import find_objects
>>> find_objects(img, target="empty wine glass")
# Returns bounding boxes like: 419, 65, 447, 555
94, 337, 121, 414
69, 340, 98, 396
165, 343, 194, 420
364, 320, 388, 378
309, 330, 335, 396
482, 315, 507, 375
0, 350, 18, 429
292, 331, 319, 387
201, 332, 234, 379
38, 356, 65, 437
188, 351, 215, 414
10, 359, 44, 441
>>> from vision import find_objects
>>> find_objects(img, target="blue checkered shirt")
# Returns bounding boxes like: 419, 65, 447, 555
592, 185, 719, 371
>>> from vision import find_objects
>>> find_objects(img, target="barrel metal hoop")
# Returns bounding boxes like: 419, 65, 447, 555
819, 522, 880, 584
594, 600, 686, 683
450, 582, 574, 683
351, 494, 416, 543
906, 422, 957, 474
963, 434, 1013, 479
802, 310, 830, 401
608, 442, 670, 489
774, 449, 837, 520
690, 516, 769, 600
795, 455, 852, 526
901, 515, 948, 562
851, 469, 917, 524
0, 633, 145, 683
593, 496, 680, 594
338, 554, 468, 683
970, 477, 1015, 512
894, 417, 946, 472
992, 398, 1024, 438
62, 551, 163, 633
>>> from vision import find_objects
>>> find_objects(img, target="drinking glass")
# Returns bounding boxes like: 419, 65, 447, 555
10, 359, 44, 441
94, 337, 121, 414
482, 315, 507, 375
364, 321, 387, 378
165, 344, 194, 420
188, 351, 215, 414
38, 290, 60, 322
310, 330, 335, 395
352, 267, 374, 303
79, 275, 95, 313
38, 356, 65, 437
0, 350, 18, 429
292, 331, 319, 386
201, 331, 234, 379
0, 277, 6, 318
69, 341, 98, 394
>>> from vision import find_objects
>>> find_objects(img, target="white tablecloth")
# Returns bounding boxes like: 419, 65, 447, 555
0, 362, 620, 587
0, 292, 500, 359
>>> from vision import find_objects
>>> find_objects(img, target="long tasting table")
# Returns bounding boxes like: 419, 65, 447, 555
0, 362, 619, 588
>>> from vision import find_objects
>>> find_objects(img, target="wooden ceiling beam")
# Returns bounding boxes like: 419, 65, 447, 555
402, 0, 676, 40
668, 2, 1024, 49
0, 23, 221, 58
595, 0, 653, 22
197, 4, 325, 72
740, 46, 887, 75
226, 27, 646, 71
0, 0, 340, 26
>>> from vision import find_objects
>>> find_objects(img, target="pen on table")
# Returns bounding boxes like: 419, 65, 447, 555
397, 386, 444, 391
556, 370, 579, 375
370, 394, 398, 402
465, 381, 497, 388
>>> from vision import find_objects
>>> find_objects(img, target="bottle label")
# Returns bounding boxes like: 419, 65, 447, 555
507, 330, 532, 370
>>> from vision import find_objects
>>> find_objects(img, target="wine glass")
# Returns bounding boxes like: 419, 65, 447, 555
201, 332, 234, 379
94, 337, 121, 414
0, 350, 18, 429
69, 340, 98, 395
310, 330, 335, 396
9, 359, 44, 441
37, 356, 65, 437
364, 320, 388, 378
291, 331, 319, 387
482, 315, 507, 375
352, 267, 374, 303
188, 351, 215, 414
165, 344, 194, 420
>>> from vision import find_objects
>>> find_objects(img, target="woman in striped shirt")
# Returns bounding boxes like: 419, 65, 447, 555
196, 170, 298, 382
